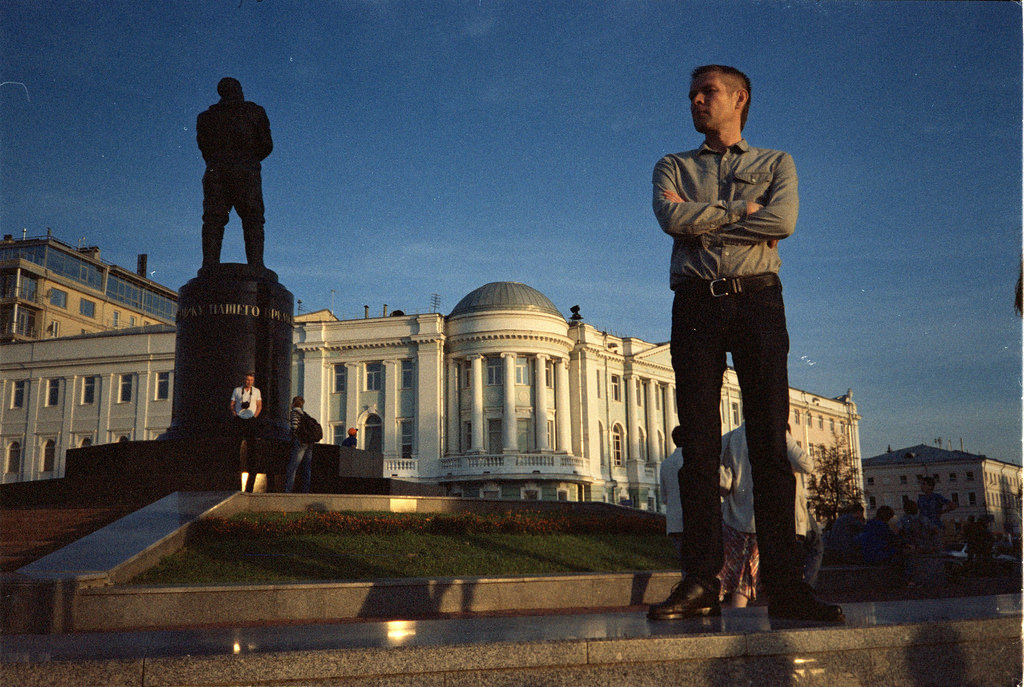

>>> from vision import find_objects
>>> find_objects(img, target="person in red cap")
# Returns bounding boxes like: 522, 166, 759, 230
341, 427, 357, 447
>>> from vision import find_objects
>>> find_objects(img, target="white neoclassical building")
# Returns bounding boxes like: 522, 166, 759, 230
293, 281, 863, 509
2, 281, 863, 510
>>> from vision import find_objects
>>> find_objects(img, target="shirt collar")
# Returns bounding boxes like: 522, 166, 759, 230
698, 138, 749, 155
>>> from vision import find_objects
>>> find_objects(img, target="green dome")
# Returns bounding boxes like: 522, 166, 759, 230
449, 282, 563, 319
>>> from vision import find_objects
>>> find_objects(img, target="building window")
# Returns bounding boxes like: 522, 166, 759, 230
611, 375, 621, 402
112, 311, 120, 328
949, 472, 957, 482
49, 321, 60, 337
41, 439, 56, 472
517, 418, 531, 451
900, 475, 907, 484
515, 357, 530, 385
118, 374, 132, 403
830, 418, 835, 432
731, 402, 740, 426
6, 442, 21, 473
596, 371, 602, 398
11, 380, 26, 409
79, 436, 92, 448
333, 365, 346, 394
968, 492, 977, 506
79, 298, 96, 318
46, 378, 59, 406
637, 428, 647, 462
868, 496, 876, 509
487, 418, 502, 454
155, 371, 170, 400
332, 425, 347, 445
463, 421, 473, 452
806, 413, 812, 426
547, 419, 555, 450
793, 410, 800, 424
611, 425, 624, 466
950, 492, 959, 505
965, 471, 975, 481
82, 376, 96, 404
598, 422, 606, 465
655, 386, 661, 410
401, 360, 415, 389
545, 359, 554, 389
400, 419, 414, 458
462, 362, 472, 389
365, 362, 382, 391
129, 315, 136, 327
637, 381, 644, 406
49, 288, 68, 308
867, 477, 874, 486
364, 414, 382, 453
523, 489, 539, 501
558, 490, 568, 502
486, 357, 501, 386
818, 416, 824, 429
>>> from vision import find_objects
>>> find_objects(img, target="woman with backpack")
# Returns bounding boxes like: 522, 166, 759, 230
286, 396, 319, 493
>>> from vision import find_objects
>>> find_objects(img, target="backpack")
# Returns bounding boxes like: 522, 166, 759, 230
295, 411, 323, 444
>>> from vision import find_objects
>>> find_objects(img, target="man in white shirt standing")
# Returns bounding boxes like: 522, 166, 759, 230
230, 372, 262, 491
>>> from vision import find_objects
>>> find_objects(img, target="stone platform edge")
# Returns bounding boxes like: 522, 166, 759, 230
2, 616, 1020, 687
2, 492, 669, 634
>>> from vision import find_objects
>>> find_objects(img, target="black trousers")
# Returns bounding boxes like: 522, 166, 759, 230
201, 164, 265, 267
670, 283, 799, 598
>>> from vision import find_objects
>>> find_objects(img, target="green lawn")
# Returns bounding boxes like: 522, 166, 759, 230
129, 511, 678, 585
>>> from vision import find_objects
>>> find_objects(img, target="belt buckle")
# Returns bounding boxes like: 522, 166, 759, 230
710, 278, 730, 297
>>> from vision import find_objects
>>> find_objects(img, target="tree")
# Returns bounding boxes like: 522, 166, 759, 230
807, 432, 863, 528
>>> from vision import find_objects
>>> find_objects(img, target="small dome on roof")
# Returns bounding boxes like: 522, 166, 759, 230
449, 282, 563, 319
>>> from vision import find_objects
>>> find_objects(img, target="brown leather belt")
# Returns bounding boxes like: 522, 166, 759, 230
677, 273, 781, 298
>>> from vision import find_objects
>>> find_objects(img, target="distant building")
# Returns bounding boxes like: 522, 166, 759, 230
861, 445, 1022, 536
0, 231, 177, 342
2, 278, 863, 509
293, 281, 862, 509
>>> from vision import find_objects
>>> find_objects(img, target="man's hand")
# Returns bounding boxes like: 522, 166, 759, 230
661, 189, 687, 203
744, 201, 778, 248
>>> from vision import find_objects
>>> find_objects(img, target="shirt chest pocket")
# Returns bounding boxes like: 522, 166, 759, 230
732, 170, 773, 202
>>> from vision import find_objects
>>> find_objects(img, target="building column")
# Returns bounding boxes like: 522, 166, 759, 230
383, 359, 399, 458
344, 362, 360, 438
535, 354, 550, 451
302, 350, 327, 428
556, 357, 571, 453
501, 352, 517, 452
416, 340, 442, 466
446, 357, 460, 455
643, 376, 659, 462
663, 382, 676, 457
469, 354, 484, 453
625, 374, 640, 461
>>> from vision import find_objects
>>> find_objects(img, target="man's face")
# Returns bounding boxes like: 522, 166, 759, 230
243, 375, 254, 389
689, 71, 744, 136
922, 481, 934, 494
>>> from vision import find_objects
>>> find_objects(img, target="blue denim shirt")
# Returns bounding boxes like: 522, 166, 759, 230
652, 139, 798, 287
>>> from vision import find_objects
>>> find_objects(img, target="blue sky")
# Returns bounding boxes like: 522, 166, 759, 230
1, 1, 1020, 464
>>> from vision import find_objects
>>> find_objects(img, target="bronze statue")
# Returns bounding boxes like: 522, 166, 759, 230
196, 77, 273, 270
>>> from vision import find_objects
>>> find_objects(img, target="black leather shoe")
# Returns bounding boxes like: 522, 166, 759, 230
647, 579, 721, 620
768, 593, 844, 623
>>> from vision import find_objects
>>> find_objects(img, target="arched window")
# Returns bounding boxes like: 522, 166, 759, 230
363, 414, 382, 454
6, 442, 21, 473
41, 439, 56, 472
611, 425, 624, 467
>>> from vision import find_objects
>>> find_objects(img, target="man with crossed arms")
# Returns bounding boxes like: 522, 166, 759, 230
646, 64, 842, 623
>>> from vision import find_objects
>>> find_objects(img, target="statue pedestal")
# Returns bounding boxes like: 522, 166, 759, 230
164, 263, 293, 441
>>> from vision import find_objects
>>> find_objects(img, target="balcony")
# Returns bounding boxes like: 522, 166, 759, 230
439, 453, 589, 478
383, 458, 418, 478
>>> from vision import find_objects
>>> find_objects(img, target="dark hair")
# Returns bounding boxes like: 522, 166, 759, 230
671, 426, 685, 447
921, 476, 936, 487
691, 64, 751, 129
876, 505, 895, 521
291, 395, 304, 408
